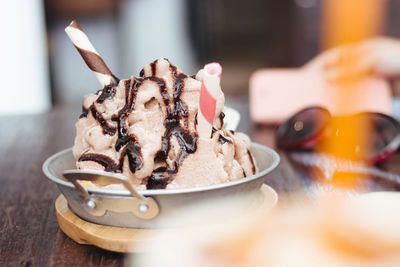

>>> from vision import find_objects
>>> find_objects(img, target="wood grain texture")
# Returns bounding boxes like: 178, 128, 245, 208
55, 195, 157, 253
0, 104, 127, 266
0, 99, 399, 266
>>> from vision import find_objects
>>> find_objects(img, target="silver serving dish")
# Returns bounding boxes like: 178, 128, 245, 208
43, 143, 280, 228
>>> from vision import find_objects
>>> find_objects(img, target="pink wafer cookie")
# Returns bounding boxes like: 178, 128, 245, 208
197, 63, 223, 138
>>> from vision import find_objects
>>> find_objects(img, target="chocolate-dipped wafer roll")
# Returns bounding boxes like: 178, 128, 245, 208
65, 20, 119, 86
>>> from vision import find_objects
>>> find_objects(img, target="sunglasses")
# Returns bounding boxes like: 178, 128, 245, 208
276, 106, 400, 163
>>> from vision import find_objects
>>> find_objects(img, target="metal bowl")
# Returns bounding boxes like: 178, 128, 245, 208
43, 143, 280, 228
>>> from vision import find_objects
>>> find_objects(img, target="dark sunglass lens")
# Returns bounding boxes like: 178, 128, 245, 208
360, 113, 400, 162
277, 107, 331, 149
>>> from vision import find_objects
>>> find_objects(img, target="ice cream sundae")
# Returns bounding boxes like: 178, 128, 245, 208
66, 21, 257, 190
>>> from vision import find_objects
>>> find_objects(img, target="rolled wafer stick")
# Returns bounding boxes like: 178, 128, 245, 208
197, 63, 223, 138
65, 20, 118, 87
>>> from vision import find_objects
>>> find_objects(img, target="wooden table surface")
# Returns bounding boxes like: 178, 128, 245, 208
1, 99, 400, 266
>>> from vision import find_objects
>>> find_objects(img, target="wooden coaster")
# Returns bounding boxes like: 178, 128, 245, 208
55, 184, 277, 253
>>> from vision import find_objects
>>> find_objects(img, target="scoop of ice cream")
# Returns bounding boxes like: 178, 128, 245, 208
72, 58, 257, 189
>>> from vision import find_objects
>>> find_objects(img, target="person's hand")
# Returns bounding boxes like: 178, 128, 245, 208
306, 37, 400, 81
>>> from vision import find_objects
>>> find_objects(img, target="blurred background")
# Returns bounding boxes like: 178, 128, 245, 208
2, 0, 400, 115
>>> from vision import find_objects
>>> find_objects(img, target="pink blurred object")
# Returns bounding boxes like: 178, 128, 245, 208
249, 67, 392, 124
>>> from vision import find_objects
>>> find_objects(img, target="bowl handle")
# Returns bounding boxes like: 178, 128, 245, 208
63, 170, 159, 220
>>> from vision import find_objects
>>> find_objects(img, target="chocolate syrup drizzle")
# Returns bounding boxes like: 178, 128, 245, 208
113, 77, 167, 174
79, 79, 144, 174
79, 85, 118, 133
78, 153, 117, 171
79, 59, 198, 189
211, 126, 232, 145
97, 85, 116, 103
90, 105, 116, 135
79, 107, 89, 119
218, 134, 231, 145
147, 63, 198, 189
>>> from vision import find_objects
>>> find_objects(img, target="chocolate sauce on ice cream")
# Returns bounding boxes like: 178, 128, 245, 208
96, 85, 116, 103
73, 58, 257, 189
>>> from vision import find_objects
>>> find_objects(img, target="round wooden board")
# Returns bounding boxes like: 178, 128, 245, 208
55, 184, 278, 253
